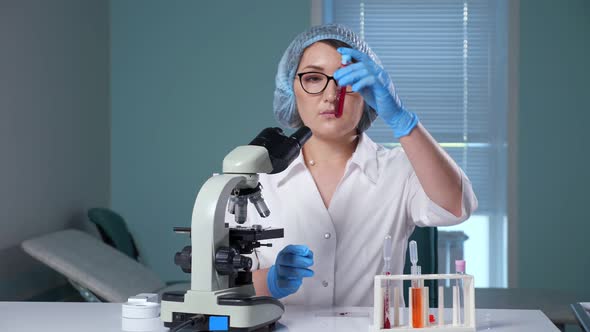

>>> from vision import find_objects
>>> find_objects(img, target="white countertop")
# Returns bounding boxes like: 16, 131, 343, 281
0, 302, 560, 332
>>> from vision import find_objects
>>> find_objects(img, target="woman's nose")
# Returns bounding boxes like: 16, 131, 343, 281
323, 79, 340, 101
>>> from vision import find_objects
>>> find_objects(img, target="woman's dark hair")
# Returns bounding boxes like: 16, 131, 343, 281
318, 39, 358, 64
319, 39, 352, 50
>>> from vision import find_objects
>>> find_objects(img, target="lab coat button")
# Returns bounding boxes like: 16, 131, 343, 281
322, 280, 329, 287
323, 232, 331, 239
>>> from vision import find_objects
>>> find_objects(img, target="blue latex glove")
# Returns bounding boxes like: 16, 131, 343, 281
267, 245, 314, 299
334, 47, 419, 138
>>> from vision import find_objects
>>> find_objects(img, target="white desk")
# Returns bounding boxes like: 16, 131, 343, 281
472, 288, 582, 328
0, 302, 560, 332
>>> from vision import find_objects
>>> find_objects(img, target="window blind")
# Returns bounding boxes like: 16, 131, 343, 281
325, 0, 508, 214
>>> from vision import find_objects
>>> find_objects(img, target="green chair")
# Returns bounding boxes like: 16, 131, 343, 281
403, 226, 438, 308
87, 208, 140, 261
87, 207, 188, 285
21, 208, 190, 303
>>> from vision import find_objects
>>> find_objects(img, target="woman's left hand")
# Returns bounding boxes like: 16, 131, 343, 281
334, 47, 418, 138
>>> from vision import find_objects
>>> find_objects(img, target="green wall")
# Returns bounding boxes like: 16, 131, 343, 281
110, 1, 310, 281
518, 0, 590, 297
111, 0, 590, 296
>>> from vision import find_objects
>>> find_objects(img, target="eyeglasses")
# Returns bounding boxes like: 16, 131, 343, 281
296, 72, 354, 95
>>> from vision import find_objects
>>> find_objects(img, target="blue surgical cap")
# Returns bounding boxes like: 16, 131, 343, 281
273, 24, 379, 132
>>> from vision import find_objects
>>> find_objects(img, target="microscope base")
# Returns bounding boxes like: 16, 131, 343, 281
161, 287, 284, 331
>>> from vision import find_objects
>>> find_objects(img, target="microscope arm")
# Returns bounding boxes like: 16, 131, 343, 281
190, 173, 249, 292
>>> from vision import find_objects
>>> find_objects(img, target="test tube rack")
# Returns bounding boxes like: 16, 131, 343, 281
370, 273, 475, 332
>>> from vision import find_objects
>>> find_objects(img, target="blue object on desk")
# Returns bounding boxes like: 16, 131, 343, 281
209, 316, 229, 331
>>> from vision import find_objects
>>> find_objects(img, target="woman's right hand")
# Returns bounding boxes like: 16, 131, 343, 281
267, 245, 314, 299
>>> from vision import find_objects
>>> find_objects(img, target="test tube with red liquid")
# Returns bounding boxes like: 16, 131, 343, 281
383, 235, 392, 328
335, 54, 352, 118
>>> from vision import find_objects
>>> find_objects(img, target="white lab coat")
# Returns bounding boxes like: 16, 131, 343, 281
230, 133, 477, 306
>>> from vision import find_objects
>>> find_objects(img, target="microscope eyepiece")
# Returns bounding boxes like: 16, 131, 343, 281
248, 126, 312, 174
289, 126, 312, 148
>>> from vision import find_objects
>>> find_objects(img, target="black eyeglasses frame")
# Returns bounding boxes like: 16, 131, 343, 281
296, 71, 355, 95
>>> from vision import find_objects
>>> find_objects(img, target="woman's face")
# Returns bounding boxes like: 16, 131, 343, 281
294, 42, 364, 140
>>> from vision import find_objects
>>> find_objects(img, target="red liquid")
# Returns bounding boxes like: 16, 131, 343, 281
335, 86, 346, 118
383, 273, 391, 328
335, 62, 349, 118
411, 287, 424, 328
384, 295, 391, 328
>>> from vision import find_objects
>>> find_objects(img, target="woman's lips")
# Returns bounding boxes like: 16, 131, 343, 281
320, 110, 336, 115
319, 111, 337, 118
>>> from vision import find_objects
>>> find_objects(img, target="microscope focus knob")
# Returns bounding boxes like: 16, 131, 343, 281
174, 246, 192, 273
215, 247, 252, 275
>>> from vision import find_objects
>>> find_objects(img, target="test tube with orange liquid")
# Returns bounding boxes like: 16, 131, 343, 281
409, 241, 425, 328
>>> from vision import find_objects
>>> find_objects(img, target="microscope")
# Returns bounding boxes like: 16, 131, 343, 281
160, 126, 312, 331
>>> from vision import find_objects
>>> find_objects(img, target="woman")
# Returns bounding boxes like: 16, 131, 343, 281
241, 24, 477, 306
